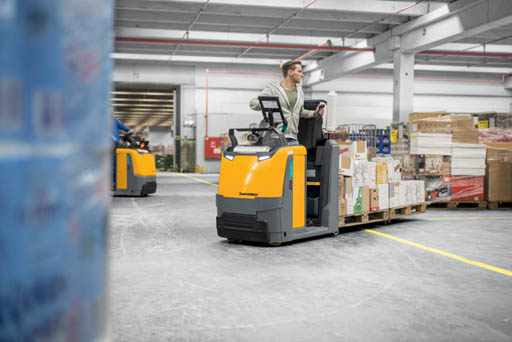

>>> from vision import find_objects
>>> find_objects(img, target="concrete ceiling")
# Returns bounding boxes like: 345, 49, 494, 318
113, 0, 512, 70
112, 0, 512, 126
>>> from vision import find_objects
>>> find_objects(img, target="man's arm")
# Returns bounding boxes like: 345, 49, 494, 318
299, 106, 315, 119
116, 119, 131, 132
249, 84, 275, 111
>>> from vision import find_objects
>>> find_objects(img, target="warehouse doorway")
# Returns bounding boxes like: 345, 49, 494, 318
111, 83, 184, 170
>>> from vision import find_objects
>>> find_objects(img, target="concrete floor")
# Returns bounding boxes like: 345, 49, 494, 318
110, 172, 512, 342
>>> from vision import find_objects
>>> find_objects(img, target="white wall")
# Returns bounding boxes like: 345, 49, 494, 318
148, 126, 173, 147
113, 60, 512, 173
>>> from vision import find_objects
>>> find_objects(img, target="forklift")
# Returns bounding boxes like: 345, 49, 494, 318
113, 132, 157, 197
216, 96, 339, 246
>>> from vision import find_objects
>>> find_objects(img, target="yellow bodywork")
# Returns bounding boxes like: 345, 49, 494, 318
218, 146, 306, 229
116, 148, 156, 189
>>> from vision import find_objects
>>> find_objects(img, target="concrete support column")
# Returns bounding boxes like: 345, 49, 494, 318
392, 50, 415, 123
504, 74, 512, 90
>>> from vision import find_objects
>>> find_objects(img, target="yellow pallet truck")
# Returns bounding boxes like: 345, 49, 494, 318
113, 133, 157, 197
216, 96, 339, 245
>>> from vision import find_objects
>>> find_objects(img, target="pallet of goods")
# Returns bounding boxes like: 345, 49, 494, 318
485, 142, 512, 209
393, 111, 512, 210
338, 139, 426, 228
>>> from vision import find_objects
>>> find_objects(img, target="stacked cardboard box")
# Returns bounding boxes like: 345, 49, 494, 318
478, 112, 512, 129
402, 111, 512, 204
449, 114, 479, 144
338, 140, 425, 216
425, 175, 452, 202
410, 133, 452, 155
451, 143, 486, 176
485, 143, 512, 202
338, 141, 370, 215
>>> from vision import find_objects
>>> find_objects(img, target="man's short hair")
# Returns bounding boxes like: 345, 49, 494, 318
281, 60, 303, 78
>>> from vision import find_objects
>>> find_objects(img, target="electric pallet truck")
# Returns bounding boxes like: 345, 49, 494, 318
216, 96, 339, 246
113, 132, 157, 197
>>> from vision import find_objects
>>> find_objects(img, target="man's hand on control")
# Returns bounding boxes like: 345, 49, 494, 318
315, 103, 325, 117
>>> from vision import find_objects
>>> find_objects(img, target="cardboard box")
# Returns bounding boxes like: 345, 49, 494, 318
377, 183, 389, 209
451, 176, 484, 202
338, 197, 347, 216
452, 129, 479, 144
362, 186, 370, 213
370, 187, 379, 211
448, 114, 475, 131
451, 168, 485, 176
398, 182, 407, 206
478, 112, 497, 129
339, 155, 353, 176
442, 157, 451, 175
425, 175, 452, 202
409, 112, 445, 123
486, 164, 512, 201
389, 182, 400, 208
339, 141, 367, 160
451, 158, 485, 169
413, 155, 443, 175
486, 142, 512, 164
338, 176, 346, 216
345, 176, 353, 196
410, 117, 451, 134
346, 194, 354, 215
496, 113, 512, 129
352, 186, 370, 214
367, 161, 376, 188
353, 159, 369, 186
410, 133, 452, 155
376, 163, 388, 184
389, 159, 402, 182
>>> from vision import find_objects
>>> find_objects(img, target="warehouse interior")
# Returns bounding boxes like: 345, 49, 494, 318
1, 0, 512, 341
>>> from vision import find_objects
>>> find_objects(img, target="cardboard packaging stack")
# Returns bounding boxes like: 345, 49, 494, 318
485, 143, 512, 202
338, 141, 370, 215
410, 133, 452, 155
451, 143, 486, 176
478, 112, 512, 129
450, 114, 479, 144
338, 139, 425, 216
406, 113, 489, 203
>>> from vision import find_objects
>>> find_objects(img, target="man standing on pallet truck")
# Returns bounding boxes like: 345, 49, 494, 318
249, 60, 324, 145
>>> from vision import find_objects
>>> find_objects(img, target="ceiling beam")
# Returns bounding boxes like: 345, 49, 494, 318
305, 0, 512, 86
117, 0, 443, 16
401, 0, 512, 53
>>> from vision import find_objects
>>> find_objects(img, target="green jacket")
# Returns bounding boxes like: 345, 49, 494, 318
249, 82, 315, 140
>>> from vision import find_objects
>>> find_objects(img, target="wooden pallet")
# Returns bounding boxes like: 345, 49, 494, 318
428, 201, 487, 210
487, 201, 512, 210
339, 209, 389, 228
389, 203, 427, 219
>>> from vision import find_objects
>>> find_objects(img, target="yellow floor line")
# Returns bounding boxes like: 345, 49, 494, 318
172, 172, 218, 187
417, 217, 512, 221
365, 229, 512, 277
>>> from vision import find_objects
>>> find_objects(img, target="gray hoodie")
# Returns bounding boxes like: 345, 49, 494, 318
249, 81, 315, 140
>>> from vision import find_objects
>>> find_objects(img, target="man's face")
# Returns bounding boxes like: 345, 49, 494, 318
289, 64, 303, 84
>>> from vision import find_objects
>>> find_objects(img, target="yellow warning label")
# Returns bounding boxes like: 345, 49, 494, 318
478, 120, 488, 129
390, 130, 398, 143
